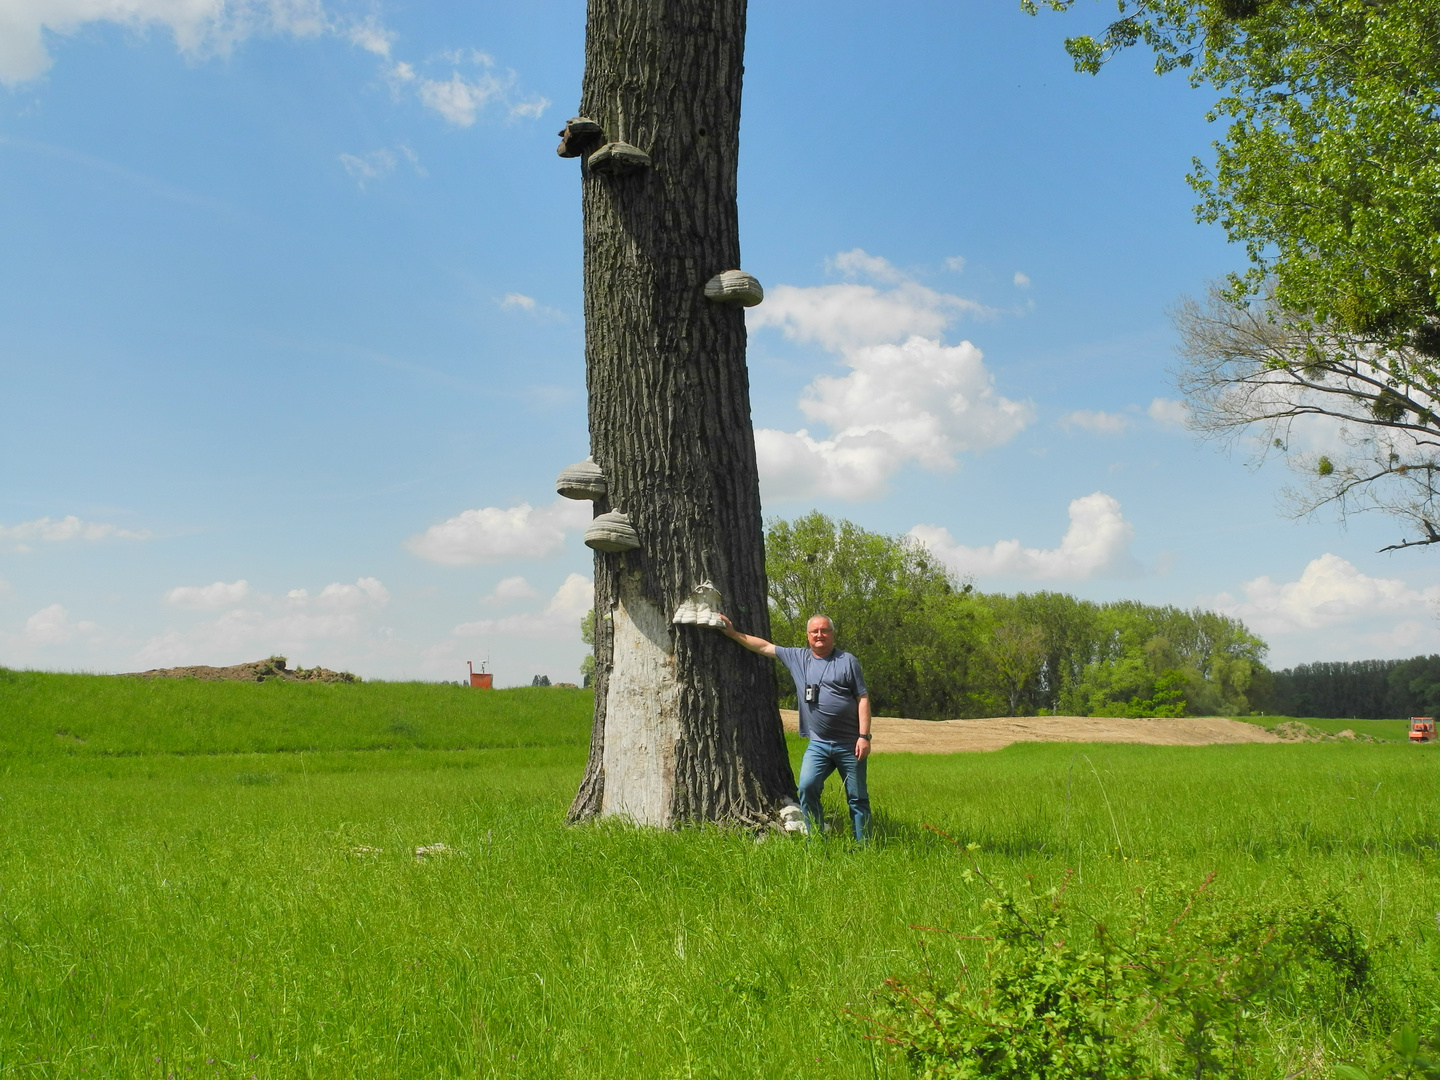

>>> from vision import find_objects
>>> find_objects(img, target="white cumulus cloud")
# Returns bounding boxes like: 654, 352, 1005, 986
1, 2, 548, 131
829, 248, 908, 284
283, 576, 389, 610
405, 499, 591, 565
1211, 554, 1440, 636
748, 250, 1031, 501
1148, 397, 1191, 430
165, 579, 252, 610
1013, 272, 1031, 288
135, 576, 390, 667
0, 0, 326, 86
910, 492, 1138, 581
1059, 409, 1129, 435
22, 603, 97, 645
486, 576, 539, 603
454, 573, 592, 639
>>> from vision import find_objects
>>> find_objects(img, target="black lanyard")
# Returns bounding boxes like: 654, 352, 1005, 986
805, 652, 834, 693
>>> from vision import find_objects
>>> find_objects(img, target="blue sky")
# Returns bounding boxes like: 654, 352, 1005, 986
2, 0, 1435, 685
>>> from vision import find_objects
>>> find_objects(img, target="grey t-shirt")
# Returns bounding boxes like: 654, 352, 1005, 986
775, 646, 868, 743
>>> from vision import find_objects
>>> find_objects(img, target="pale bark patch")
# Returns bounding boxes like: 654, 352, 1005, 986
600, 575, 681, 826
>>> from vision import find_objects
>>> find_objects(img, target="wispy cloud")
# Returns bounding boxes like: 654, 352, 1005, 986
386, 54, 549, 127
498, 292, 565, 322
0, 514, 149, 553
1, 1, 549, 130
135, 576, 391, 667
1059, 409, 1129, 435
165, 580, 252, 610
345, 14, 394, 57
454, 574, 591, 639
20, 603, 97, 645
0, 0, 327, 87
485, 576, 539, 604
339, 148, 395, 185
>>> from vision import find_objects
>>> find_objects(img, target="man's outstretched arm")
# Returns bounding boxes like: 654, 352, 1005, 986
715, 613, 777, 658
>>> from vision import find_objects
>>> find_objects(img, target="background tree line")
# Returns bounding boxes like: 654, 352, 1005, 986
763, 512, 1268, 720
580, 512, 1433, 719
1266, 656, 1440, 720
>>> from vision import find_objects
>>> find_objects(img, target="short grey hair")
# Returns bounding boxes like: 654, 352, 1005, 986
806, 614, 835, 631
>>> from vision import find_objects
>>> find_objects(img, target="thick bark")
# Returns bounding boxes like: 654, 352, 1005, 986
565, 0, 795, 827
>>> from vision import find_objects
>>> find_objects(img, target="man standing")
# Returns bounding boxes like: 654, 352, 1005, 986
715, 613, 872, 841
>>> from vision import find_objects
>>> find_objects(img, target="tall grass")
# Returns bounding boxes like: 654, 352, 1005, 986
0, 673, 1434, 1079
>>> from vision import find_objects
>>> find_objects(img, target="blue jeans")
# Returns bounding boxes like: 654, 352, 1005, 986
798, 738, 871, 841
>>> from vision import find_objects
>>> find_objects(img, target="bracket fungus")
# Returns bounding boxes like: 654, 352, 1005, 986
584, 510, 640, 553
778, 801, 806, 833
555, 116, 604, 159
672, 580, 725, 628
555, 458, 608, 501
703, 270, 764, 308
586, 141, 652, 176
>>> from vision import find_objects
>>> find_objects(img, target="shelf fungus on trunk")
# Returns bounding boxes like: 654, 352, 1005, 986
584, 510, 640, 552
586, 141, 652, 176
556, 116, 604, 159
555, 458, 608, 501
702, 270, 763, 307
672, 580, 724, 627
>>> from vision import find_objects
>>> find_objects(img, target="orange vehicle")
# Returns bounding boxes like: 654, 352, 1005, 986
1409, 717, 1436, 743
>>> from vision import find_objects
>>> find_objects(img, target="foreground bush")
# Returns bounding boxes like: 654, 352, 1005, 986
862, 833, 1431, 1079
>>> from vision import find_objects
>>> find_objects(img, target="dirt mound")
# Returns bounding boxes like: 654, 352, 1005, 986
127, 656, 359, 683
1273, 721, 1379, 743
780, 710, 1280, 753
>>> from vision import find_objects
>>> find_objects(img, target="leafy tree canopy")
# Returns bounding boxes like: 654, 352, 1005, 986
763, 514, 1269, 719
1025, 0, 1440, 349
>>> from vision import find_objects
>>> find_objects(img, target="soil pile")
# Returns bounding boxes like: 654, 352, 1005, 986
127, 656, 359, 683
780, 710, 1280, 753
1273, 721, 1379, 743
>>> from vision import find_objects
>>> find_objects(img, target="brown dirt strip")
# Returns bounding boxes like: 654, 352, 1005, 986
779, 710, 1279, 753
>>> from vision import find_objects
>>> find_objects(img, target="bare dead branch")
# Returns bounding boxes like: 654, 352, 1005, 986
1173, 286, 1440, 551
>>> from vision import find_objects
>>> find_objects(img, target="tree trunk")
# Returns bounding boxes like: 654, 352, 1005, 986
564, 0, 795, 828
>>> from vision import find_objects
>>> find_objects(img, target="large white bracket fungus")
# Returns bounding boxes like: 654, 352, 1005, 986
584, 510, 640, 552
586, 142, 652, 176
703, 270, 763, 307
671, 580, 724, 628
556, 458, 608, 501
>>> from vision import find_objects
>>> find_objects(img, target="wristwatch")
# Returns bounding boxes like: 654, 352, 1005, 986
858, 733, 871, 741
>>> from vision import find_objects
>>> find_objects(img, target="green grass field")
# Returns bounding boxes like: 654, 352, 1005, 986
1, 671, 1435, 1079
